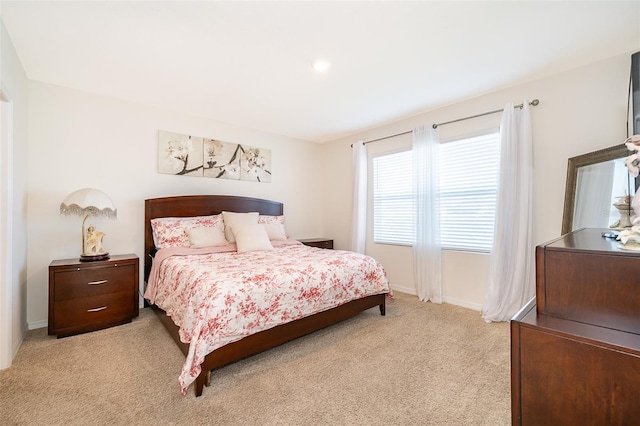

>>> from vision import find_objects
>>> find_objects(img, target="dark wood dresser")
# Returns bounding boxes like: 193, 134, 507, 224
511, 228, 640, 425
48, 254, 139, 337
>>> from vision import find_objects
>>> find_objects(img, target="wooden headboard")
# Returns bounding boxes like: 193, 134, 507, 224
144, 195, 284, 281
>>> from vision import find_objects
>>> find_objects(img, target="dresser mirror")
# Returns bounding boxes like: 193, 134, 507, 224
561, 144, 634, 235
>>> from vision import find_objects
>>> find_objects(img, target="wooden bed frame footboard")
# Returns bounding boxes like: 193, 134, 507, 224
153, 294, 386, 396
144, 195, 388, 397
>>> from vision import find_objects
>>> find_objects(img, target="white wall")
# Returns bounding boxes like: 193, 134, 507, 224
20, 48, 640, 325
26, 81, 324, 328
0, 16, 29, 368
321, 52, 634, 310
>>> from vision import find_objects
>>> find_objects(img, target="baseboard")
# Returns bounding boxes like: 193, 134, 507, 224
28, 319, 47, 330
389, 284, 416, 296
390, 284, 482, 311
442, 296, 482, 311
13, 324, 26, 359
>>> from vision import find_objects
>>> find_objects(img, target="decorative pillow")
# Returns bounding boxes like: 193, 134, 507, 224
221, 211, 259, 243
151, 215, 223, 249
185, 226, 228, 248
261, 223, 287, 241
233, 224, 273, 253
258, 215, 289, 240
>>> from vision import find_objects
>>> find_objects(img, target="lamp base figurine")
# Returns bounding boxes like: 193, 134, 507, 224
80, 225, 109, 262
80, 252, 110, 262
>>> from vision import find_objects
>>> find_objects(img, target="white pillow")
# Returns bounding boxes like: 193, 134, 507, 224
222, 211, 259, 243
233, 224, 273, 253
262, 223, 287, 241
258, 215, 289, 240
186, 226, 228, 248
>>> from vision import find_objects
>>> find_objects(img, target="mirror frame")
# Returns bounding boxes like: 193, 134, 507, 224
561, 144, 629, 235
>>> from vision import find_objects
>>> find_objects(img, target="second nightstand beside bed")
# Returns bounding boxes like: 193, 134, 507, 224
298, 238, 334, 249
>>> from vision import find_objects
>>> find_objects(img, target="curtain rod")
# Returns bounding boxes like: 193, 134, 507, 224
352, 99, 540, 147
350, 131, 412, 148
432, 99, 539, 129
364, 131, 412, 145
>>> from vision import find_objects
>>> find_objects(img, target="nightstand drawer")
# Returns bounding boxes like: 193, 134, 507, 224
53, 291, 133, 331
299, 238, 334, 249
53, 264, 136, 301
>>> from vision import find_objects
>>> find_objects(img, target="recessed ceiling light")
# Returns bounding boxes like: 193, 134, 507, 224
311, 60, 331, 72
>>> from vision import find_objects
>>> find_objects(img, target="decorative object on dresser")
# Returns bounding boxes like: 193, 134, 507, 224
144, 195, 390, 396
48, 254, 139, 337
612, 194, 633, 228
511, 228, 640, 424
624, 134, 640, 226
59, 188, 117, 261
298, 238, 334, 249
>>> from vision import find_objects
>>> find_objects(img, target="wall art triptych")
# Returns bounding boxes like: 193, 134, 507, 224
157, 130, 272, 183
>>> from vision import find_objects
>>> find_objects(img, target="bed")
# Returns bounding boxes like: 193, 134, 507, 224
144, 195, 390, 396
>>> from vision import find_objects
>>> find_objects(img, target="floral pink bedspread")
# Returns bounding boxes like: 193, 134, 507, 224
144, 240, 390, 394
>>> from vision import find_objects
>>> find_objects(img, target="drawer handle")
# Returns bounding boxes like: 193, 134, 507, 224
87, 306, 107, 313
87, 280, 108, 285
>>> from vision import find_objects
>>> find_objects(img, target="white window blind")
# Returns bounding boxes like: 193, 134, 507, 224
373, 150, 415, 245
439, 132, 500, 251
372, 131, 500, 251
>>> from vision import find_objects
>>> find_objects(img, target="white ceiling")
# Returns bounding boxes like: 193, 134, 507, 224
2, 1, 639, 143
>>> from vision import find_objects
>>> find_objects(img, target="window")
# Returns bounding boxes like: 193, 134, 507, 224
372, 131, 500, 252
439, 132, 500, 251
372, 150, 414, 245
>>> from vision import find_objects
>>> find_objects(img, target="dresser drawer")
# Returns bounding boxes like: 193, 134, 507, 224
53, 291, 134, 331
53, 264, 135, 301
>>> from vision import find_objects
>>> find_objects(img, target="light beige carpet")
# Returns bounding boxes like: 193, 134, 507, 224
0, 292, 511, 425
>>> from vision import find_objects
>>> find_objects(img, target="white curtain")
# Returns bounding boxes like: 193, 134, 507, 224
482, 102, 534, 322
413, 126, 442, 303
350, 141, 367, 253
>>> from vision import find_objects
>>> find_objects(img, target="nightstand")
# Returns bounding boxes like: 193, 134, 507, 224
299, 238, 334, 249
48, 254, 139, 337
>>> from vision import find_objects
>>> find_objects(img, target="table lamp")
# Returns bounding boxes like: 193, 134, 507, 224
60, 188, 117, 261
